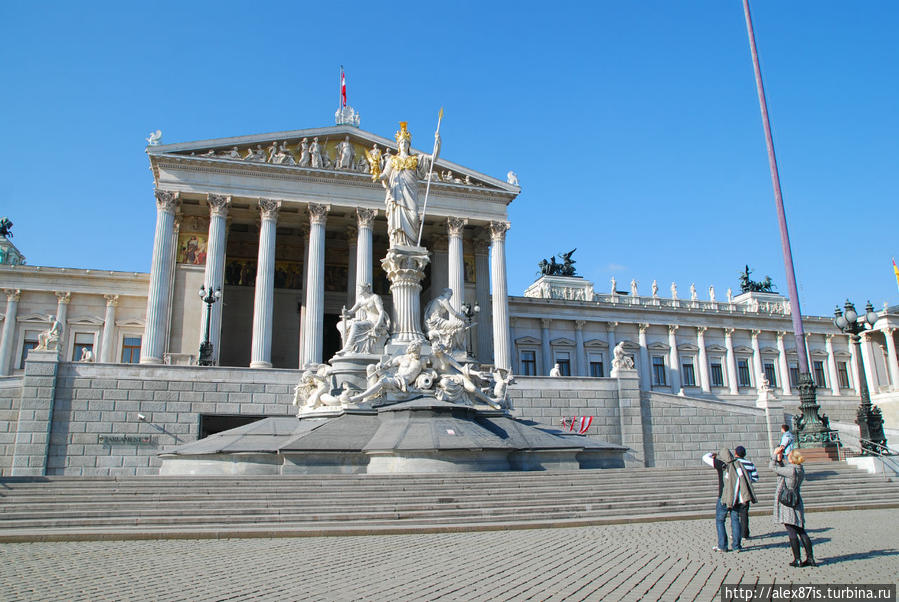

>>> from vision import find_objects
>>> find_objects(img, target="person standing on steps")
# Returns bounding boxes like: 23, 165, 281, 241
771, 449, 817, 567
734, 446, 759, 540
775, 424, 794, 458
703, 448, 753, 552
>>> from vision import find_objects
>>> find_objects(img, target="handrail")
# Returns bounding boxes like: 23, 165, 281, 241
832, 431, 844, 463
858, 438, 897, 457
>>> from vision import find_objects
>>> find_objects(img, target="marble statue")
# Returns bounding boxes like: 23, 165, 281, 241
630, 279, 638, 297
424, 288, 467, 352
267, 141, 279, 162
611, 342, 635, 370
375, 122, 440, 248
610, 276, 617, 295
430, 342, 502, 409
245, 144, 267, 162
727, 288, 733, 302
670, 282, 678, 300
35, 315, 62, 351
690, 283, 697, 301
200, 148, 217, 158
336, 283, 389, 355
293, 365, 354, 412
506, 171, 519, 186
146, 130, 162, 146
651, 280, 659, 298
309, 137, 323, 168
298, 138, 311, 166
223, 146, 242, 160
549, 363, 562, 377
491, 369, 514, 408
79, 347, 94, 362
271, 142, 296, 166
336, 136, 355, 169
709, 285, 716, 302
349, 342, 425, 402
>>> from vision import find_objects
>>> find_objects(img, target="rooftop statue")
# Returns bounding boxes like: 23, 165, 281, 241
374, 122, 440, 248
538, 248, 578, 277
738, 265, 777, 294
0, 217, 12, 238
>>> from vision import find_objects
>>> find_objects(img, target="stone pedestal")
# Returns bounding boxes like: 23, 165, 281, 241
381, 246, 429, 345
327, 353, 381, 393
11, 349, 60, 475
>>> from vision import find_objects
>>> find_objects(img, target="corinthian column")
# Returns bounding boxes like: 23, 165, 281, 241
777, 332, 793, 396
540, 319, 552, 374
302, 203, 329, 366
474, 236, 491, 363
697, 326, 711, 393
724, 328, 739, 394
0, 289, 21, 375
250, 198, 281, 368
346, 224, 358, 307
202, 194, 230, 364
489, 221, 511, 371
355, 208, 376, 294
668, 325, 681, 395
447, 217, 467, 312
638, 324, 650, 390
141, 190, 179, 364
824, 334, 841, 396
55, 292, 71, 358
882, 328, 899, 389
751, 330, 763, 390
575, 320, 587, 377
100, 295, 119, 363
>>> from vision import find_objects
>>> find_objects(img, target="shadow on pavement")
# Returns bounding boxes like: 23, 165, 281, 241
818, 548, 899, 566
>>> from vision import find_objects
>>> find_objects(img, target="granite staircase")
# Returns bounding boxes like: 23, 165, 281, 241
1, 462, 896, 542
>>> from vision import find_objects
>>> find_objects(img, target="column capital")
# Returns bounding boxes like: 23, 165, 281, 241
55, 291, 72, 304
488, 221, 510, 242
5, 289, 21, 302
346, 224, 358, 241
751, 329, 761, 338
447, 216, 468, 238
575, 320, 586, 330
696, 326, 708, 334
207, 194, 231, 218
258, 198, 282, 221
824, 333, 835, 341
104, 294, 120, 307
777, 331, 788, 340
308, 203, 329, 225
668, 324, 679, 334
638, 323, 650, 334
356, 207, 377, 229
724, 328, 735, 337
154, 189, 180, 214
540, 318, 551, 329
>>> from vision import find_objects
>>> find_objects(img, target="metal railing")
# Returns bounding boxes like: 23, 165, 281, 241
856, 438, 897, 480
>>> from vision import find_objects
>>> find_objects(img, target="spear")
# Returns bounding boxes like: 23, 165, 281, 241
416, 107, 443, 246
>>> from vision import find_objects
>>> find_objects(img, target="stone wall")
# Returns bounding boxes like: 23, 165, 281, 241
45, 362, 296, 476
509, 376, 621, 442
0, 376, 23, 476
641, 392, 771, 468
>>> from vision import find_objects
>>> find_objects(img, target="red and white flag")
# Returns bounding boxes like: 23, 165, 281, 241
562, 416, 593, 434
340, 67, 347, 107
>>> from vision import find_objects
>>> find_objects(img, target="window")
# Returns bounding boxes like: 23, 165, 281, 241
652, 356, 667, 386
121, 336, 141, 364
554, 352, 571, 376
789, 363, 799, 388
837, 361, 850, 389
763, 362, 777, 387
588, 354, 604, 378
710, 362, 724, 387
681, 361, 696, 387
737, 359, 752, 387
520, 350, 536, 376
19, 331, 40, 369
813, 360, 827, 388
73, 333, 95, 364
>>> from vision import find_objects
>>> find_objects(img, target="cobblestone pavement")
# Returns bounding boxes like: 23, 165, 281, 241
1, 509, 897, 601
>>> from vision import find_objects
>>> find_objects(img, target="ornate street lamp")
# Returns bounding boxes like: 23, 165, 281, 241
461, 302, 480, 357
198, 285, 222, 366
833, 300, 888, 455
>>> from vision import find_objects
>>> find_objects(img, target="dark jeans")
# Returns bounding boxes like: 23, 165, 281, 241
737, 502, 750, 538
716, 500, 744, 551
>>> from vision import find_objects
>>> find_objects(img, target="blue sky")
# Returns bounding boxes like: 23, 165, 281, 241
2, 1, 897, 317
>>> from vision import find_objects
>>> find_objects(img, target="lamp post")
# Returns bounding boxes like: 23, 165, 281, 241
461, 302, 480, 357
833, 300, 888, 455
198, 285, 222, 366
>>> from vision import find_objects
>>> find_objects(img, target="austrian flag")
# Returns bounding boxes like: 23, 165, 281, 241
340, 69, 347, 107
561, 416, 593, 435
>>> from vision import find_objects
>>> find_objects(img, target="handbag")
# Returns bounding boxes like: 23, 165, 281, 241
778, 482, 800, 508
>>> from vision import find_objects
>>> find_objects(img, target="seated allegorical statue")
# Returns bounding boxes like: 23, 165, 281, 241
35, 315, 62, 351
293, 365, 354, 412
611, 341, 635, 370
349, 342, 424, 403
424, 288, 467, 353
335, 283, 390, 355
430, 342, 501, 409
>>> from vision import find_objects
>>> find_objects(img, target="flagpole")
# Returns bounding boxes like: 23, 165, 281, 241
338, 65, 343, 110
416, 107, 443, 247
742, 0, 810, 375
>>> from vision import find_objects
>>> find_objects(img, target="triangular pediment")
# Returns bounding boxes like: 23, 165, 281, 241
733, 345, 753, 354
584, 338, 608, 349
648, 342, 670, 352
148, 125, 518, 194
515, 336, 541, 346
706, 344, 727, 353
550, 337, 576, 347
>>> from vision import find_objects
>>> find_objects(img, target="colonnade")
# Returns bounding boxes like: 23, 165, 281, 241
139, 189, 512, 370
